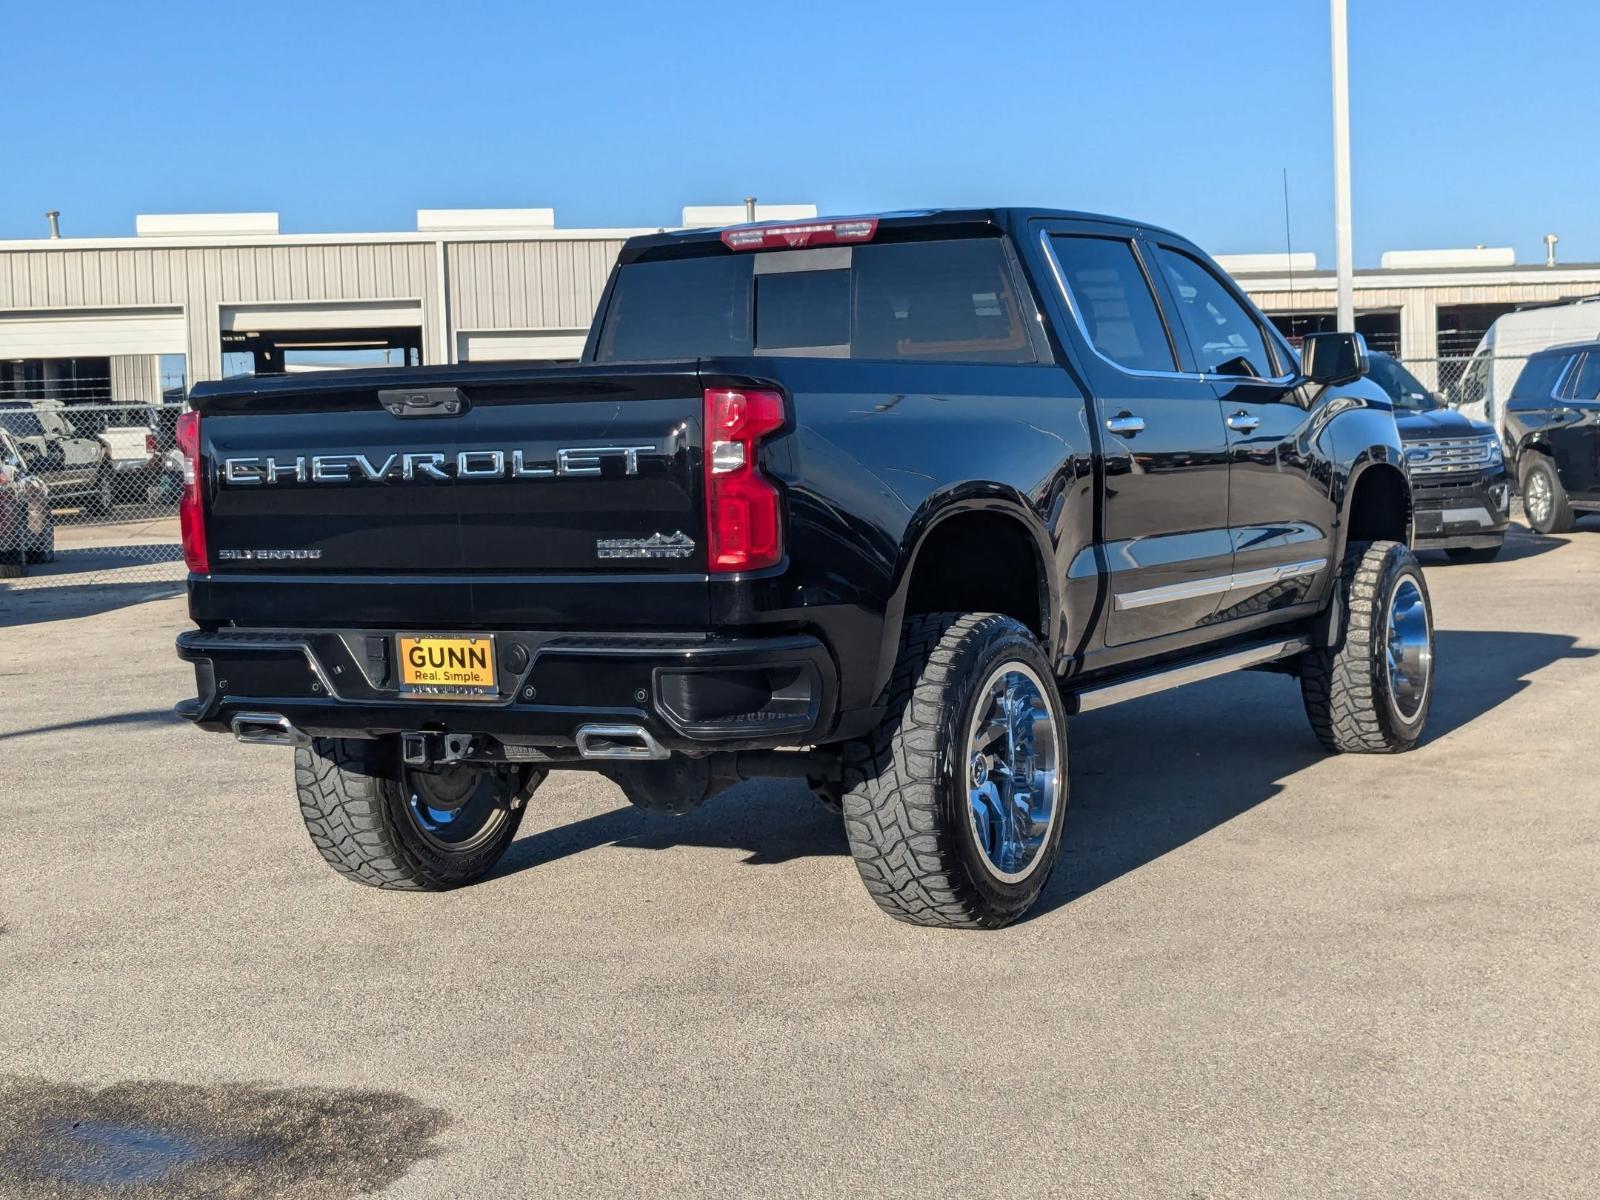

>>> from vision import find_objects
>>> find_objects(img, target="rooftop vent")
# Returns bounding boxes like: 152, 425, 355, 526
1379, 247, 1515, 270
681, 203, 818, 228
135, 212, 280, 238
1213, 251, 1318, 275
416, 209, 556, 233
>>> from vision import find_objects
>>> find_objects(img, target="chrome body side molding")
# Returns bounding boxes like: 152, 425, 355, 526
1114, 558, 1327, 612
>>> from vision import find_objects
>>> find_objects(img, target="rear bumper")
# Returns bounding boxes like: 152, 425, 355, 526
175, 626, 854, 753
1411, 470, 1512, 548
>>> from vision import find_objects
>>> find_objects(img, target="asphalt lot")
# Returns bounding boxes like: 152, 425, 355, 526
1, 523, 1597, 1198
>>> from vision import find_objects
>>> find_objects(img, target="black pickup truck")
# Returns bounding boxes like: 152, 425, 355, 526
176, 208, 1433, 928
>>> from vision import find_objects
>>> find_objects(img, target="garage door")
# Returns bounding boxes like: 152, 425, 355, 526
457, 329, 588, 362
0, 307, 186, 358
221, 299, 422, 332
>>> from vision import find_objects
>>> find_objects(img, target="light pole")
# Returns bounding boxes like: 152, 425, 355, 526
1331, 0, 1355, 332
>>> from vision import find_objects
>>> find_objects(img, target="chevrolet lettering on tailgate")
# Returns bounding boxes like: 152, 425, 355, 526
219, 444, 663, 486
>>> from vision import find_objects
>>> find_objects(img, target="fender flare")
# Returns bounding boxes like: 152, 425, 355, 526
1335, 448, 1412, 561
869, 484, 1058, 704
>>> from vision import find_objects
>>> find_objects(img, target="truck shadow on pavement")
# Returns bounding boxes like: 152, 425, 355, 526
1030, 627, 1594, 920
498, 629, 1592, 923
0, 708, 181, 743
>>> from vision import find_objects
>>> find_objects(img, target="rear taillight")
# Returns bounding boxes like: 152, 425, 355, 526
145, 431, 158, 461
720, 218, 878, 251
175, 410, 209, 574
703, 388, 785, 572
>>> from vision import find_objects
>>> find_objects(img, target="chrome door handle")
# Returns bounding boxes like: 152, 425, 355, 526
1225, 411, 1261, 433
1105, 414, 1146, 435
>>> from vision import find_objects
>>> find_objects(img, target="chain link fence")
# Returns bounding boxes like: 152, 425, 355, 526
2, 397, 187, 590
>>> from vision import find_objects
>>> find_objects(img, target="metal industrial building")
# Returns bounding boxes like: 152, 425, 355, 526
4, 206, 1598, 403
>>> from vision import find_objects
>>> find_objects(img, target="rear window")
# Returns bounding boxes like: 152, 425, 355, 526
595, 254, 754, 361
595, 237, 1035, 365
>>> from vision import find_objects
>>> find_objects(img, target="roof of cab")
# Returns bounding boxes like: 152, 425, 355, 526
616, 207, 1187, 263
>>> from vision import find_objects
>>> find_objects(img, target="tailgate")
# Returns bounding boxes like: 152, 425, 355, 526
195, 365, 706, 581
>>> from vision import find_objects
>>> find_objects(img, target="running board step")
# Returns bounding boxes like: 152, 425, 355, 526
1070, 636, 1311, 713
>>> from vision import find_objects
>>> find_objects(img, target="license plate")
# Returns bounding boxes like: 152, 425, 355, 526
396, 634, 498, 700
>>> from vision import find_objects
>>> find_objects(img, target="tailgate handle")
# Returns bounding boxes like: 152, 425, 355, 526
379, 387, 467, 418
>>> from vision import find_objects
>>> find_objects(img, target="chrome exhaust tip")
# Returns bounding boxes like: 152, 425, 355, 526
574, 724, 669, 761
230, 712, 307, 747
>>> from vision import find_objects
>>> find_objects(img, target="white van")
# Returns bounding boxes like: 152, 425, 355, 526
1456, 296, 1600, 443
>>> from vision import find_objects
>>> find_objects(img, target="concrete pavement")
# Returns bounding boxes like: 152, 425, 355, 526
1, 524, 1596, 1198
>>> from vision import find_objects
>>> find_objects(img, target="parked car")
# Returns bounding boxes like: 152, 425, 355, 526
175, 207, 1431, 929
83, 404, 163, 504
1365, 353, 1511, 562
1503, 342, 1600, 535
0, 428, 54, 578
148, 403, 187, 506
0, 402, 116, 513
1455, 295, 1600, 446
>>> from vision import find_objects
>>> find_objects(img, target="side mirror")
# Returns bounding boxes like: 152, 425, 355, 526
1301, 331, 1369, 386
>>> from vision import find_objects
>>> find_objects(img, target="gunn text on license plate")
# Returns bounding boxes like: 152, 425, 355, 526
396, 634, 498, 700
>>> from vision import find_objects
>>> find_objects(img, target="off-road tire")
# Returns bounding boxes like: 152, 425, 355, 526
1300, 540, 1433, 754
1444, 544, 1500, 564
841, 613, 1067, 929
1521, 454, 1574, 535
294, 737, 527, 889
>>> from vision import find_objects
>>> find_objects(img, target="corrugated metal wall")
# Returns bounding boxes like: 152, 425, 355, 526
110, 355, 161, 404
1242, 281, 1600, 357
0, 242, 439, 381
0, 237, 627, 382
444, 239, 623, 336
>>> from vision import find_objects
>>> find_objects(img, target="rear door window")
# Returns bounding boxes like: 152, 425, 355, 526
596, 237, 1035, 364
1049, 235, 1176, 372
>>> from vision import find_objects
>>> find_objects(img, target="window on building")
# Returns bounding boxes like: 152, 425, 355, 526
220, 329, 423, 378
1269, 311, 1400, 356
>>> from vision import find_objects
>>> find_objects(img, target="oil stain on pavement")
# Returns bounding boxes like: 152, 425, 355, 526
0, 1075, 449, 1198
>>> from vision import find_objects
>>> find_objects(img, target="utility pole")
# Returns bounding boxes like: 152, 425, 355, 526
1331, 0, 1355, 332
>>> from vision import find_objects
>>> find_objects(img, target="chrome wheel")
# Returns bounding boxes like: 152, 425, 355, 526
1384, 577, 1432, 722
1525, 469, 1553, 526
402, 764, 509, 852
964, 662, 1061, 883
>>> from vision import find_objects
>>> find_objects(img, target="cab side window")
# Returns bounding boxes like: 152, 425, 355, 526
1049, 235, 1176, 373
1564, 352, 1600, 402
1152, 246, 1275, 379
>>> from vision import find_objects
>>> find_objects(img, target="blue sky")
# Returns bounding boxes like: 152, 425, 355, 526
3, 0, 1594, 266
